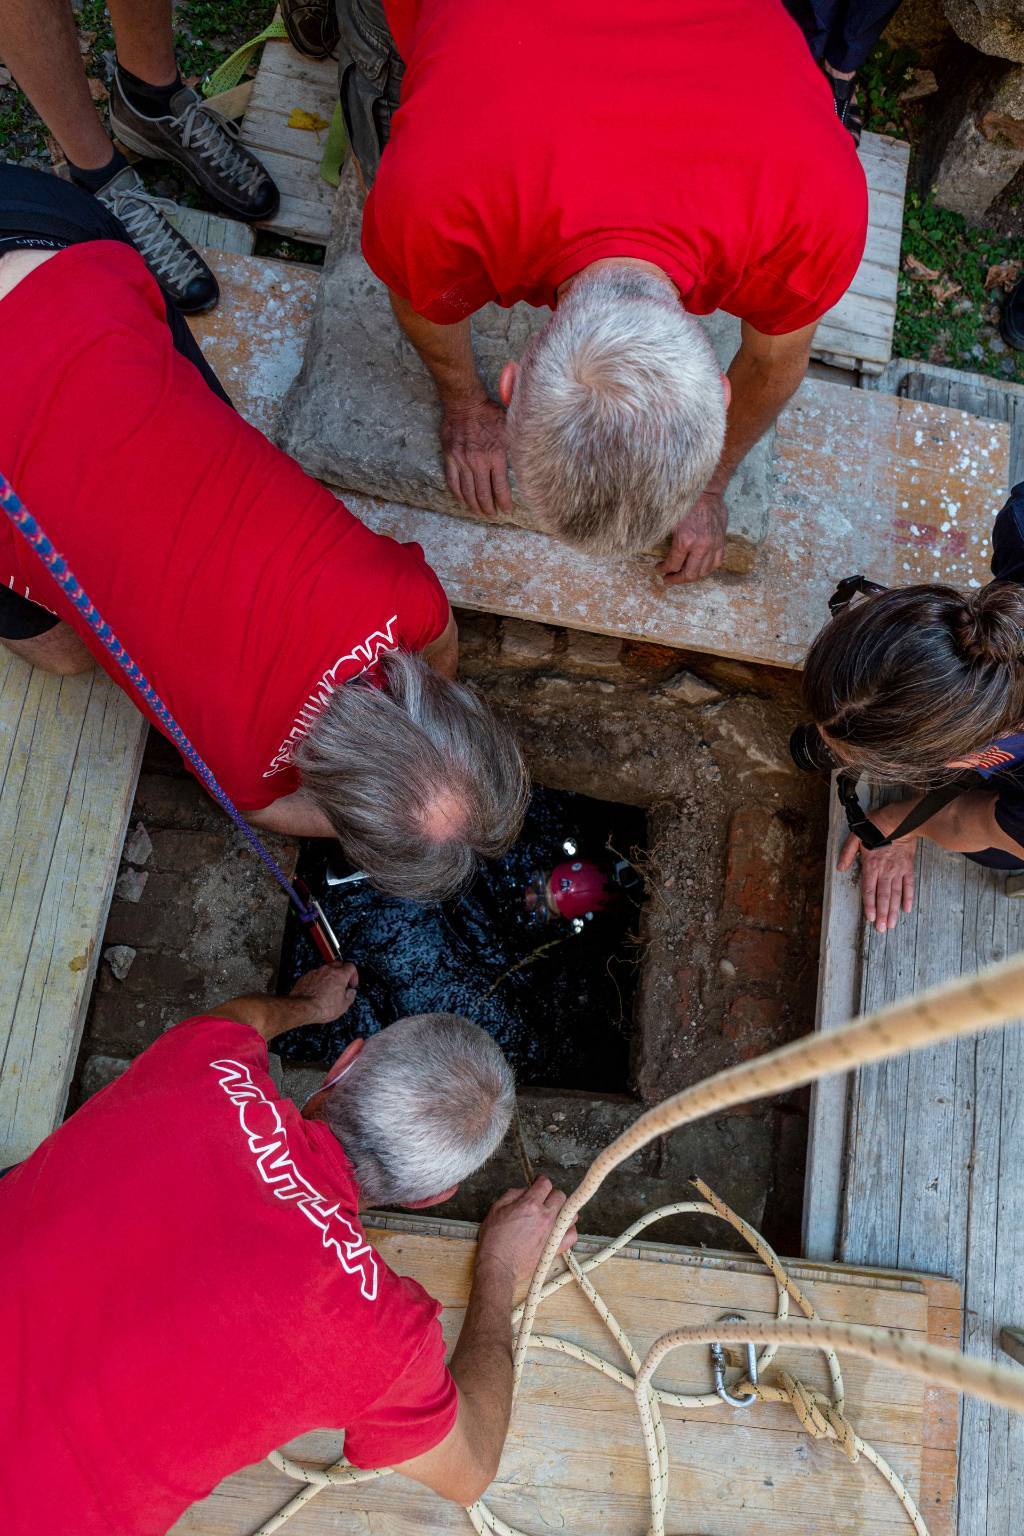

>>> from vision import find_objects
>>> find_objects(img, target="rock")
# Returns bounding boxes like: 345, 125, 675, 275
114, 867, 149, 904
929, 61, 1024, 217
562, 631, 624, 672
945, 0, 1024, 60
990, 334, 1009, 352
660, 670, 723, 706
80, 1054, 131, 1099
122, 820, 153, 866
499, 619, 557, 664
275, 163, 772, 573
104, 945, 137, 982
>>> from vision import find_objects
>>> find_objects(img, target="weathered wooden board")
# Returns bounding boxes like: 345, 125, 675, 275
238, 37, 337, 244
0, 654, 147, 1164
167, 206, 255, 257
815, 134, 910, 375
174, 1216, 958, 1536
188, 251, 320, 437
875, 357, 1024, 487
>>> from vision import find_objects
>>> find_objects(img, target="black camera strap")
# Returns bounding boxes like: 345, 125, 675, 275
836, 775, 973, 850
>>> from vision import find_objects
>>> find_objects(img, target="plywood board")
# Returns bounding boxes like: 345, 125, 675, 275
174, 1217, 958, 1536
0, 654, 147, 1163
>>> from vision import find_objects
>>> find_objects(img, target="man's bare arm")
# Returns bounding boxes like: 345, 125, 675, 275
389, 290, 512, 519
212, 962, 359, 1040
247, 791, 337, 838
390, 1178, 577, 1506
661, 320, 816, 585
420, 609, 460, 679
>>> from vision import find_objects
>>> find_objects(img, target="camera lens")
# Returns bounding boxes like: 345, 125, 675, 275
789, 723, 836, 774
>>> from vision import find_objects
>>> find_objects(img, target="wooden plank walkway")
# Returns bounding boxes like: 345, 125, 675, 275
174, 1215, 959, 1536
193, 248, 1009, 670
238, 35, 907, 375
803, 803, 1024, 1536
0, 654, 147, 1164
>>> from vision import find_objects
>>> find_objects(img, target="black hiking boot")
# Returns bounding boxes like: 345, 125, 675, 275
108, 71, 279, 222
94, 166, 219, 313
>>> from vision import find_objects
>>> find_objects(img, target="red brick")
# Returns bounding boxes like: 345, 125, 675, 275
724, 994, 788, 1061
724, 807, 795, 927
722, 926, 789, 981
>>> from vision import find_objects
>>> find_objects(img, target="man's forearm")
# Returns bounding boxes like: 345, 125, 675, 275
389, 290, 486, 408
709, 340, 810, 493
210, 993, 322, 1040
447, 1258, 516, 1480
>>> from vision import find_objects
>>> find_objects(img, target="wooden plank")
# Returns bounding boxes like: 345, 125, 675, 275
802, 777, 862, 1262
166, 206, 255, 256
238, 37, 337, 244
174, 1219, 951, 1536
0, 655, 147, 1163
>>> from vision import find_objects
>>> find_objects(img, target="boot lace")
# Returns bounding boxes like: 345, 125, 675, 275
101, 182, 205, 290
174, 100, 267, 199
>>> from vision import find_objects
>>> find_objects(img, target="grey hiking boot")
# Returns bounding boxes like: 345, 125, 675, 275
109, 72, 279, 222
95, 166, 219, 313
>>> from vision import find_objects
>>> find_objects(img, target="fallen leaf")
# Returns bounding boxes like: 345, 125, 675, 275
981, 109, 1024, 149
899, 67, 938, 102
904, 254, 941, 282
985, 260, 1022, 291
288, 107, 329, 133
44, 133, 68, 173
929, 277, 962, 304
78, 30, 96, 53
87, 75, 107, 102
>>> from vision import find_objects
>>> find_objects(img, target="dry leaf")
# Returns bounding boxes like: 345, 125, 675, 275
904, 254, 941, 282
899, 67, 937, 102
78, 30, 96, 53
287, 107, 329, 133
985, 260, 1022, 291
981, 109, 1024, 149
929, 277, 962, 304
87, 75, 107, 102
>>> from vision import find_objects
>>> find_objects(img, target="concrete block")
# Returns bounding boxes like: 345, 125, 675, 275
499, 618, 557, 665
276, 164, 772, 573
562, 631, 625, 671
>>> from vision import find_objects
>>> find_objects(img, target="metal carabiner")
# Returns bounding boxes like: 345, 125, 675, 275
294, 878, 345, 964
710, 1313, 758, 1408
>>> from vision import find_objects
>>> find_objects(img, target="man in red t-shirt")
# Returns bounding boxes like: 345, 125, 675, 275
337, 0, 868, 583
0, 959, 576, 1535
0, 166, 527, 902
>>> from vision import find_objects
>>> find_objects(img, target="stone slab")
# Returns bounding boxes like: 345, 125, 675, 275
274, 165, 771, 573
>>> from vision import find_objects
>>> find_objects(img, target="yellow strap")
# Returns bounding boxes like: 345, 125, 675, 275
201, 15, 288, 97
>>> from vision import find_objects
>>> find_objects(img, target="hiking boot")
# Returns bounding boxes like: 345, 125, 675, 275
281, 0, 340, 59
108, 71, 279, 222
95, 166, 219, 313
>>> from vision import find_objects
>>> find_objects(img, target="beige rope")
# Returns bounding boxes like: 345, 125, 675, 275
257, 947, 1024, 1536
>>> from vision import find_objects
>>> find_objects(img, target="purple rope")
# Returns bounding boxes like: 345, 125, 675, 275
0, 471, 316, 925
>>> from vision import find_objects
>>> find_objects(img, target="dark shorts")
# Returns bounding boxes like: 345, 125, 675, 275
0, 165, 232, 642
336, 0, 404, 186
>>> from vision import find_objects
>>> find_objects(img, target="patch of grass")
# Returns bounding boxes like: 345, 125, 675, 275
859, 41, 918, 138
895, 191, 1024, 382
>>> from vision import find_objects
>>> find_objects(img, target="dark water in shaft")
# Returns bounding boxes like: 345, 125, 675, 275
276, 785, 646, 1090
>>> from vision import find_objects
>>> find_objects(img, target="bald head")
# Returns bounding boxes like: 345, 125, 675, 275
294, 650, 529, 902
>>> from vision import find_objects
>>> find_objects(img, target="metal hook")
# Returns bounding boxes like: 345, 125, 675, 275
710, 1313, 758, 1408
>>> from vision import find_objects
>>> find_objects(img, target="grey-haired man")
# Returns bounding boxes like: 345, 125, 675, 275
0, 961, 575, 1535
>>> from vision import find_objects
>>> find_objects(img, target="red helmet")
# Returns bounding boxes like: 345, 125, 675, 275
545, 859, 613, 920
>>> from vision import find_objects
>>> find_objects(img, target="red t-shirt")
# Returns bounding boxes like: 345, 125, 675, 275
363, 0, 867, 333
0, 1017, 458, 1536
0, 242, 450, 809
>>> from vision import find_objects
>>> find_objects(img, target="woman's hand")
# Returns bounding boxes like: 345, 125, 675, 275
837, 799, 920, 933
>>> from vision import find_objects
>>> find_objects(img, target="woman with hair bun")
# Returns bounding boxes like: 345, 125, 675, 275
800, 485, 1024, 932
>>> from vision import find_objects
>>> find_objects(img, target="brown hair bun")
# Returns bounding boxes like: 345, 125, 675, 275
953, 581, 1024, 666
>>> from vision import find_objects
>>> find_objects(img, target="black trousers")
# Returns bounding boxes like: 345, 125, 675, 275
0, 165, 231, 640
785, 0, 901, 72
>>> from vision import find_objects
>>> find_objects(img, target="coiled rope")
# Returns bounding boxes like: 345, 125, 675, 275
257, 947, 1024, 1536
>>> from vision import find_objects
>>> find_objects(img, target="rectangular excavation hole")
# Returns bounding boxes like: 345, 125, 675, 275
276, 784, 647, 1091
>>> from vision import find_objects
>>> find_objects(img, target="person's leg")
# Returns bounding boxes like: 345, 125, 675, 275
1, 623, 95, 676
336, 0, 405, 188
106, 0, 177, 90
825, 0, 902, 75
0, 0, 114, 171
